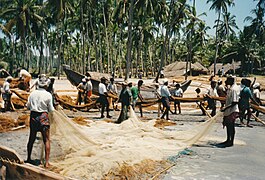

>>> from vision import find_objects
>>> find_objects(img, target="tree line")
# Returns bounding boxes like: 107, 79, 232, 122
0, 0, 264, 79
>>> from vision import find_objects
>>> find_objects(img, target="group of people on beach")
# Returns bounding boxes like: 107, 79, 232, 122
1, 67, 263, 169
204, 75, 261, 147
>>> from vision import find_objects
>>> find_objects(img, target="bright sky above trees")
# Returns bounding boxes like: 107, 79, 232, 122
195, 0, 257, 35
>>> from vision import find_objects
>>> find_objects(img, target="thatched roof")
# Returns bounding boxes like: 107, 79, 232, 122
164, 61, 208, 77
209, 61, 241, 74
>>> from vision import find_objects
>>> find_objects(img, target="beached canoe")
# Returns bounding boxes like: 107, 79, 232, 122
0, 145, 74, 180
62, 66, 192, 98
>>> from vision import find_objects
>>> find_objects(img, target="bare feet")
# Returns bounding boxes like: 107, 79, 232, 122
45, 162, 51, 168
247, 124, 253, 128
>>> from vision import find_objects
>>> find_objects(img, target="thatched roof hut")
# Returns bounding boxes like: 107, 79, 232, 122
209, 61, 241, 75
164, 61, 208, 77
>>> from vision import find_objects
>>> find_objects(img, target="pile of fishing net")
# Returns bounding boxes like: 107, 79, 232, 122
46, 106, 225, 179
0, 114, 29, 132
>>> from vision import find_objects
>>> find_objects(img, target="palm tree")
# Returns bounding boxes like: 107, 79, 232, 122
1, 0, 44, 71
207, 0, 234, 75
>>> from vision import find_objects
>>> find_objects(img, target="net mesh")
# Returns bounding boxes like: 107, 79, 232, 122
48, 107, 224, 179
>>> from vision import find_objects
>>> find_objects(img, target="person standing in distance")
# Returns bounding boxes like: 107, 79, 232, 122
98, 77, 111, 118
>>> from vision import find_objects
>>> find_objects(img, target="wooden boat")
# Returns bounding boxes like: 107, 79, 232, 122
0, 145, 74, 180
63, 66, 192, 97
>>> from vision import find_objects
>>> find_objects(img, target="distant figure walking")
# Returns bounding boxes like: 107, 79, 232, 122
130, 80, 144, 117
160, 79, 172, 120
98, 77, 111, 118
173, 83, 183, 114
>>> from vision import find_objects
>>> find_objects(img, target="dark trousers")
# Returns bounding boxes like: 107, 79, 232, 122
98, 94, 110, 116
161, 97, 170, 120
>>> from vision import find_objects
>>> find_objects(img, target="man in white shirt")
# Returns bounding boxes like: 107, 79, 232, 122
221, 76, 240, 147
1, 76, 13, 111
84, 77, 93, 104
160, 79, 172, 120
98, 77, 111, 118
253, 83, 261, 117
173, 83, 183, 114
205, 80, 218, 116
26, 76, 54, 168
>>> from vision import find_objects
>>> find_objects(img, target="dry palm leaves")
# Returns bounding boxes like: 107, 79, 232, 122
0, 116, 16, 132
72, 116, 89, 126
103, 159, 171, 180
154, 119, 176, 129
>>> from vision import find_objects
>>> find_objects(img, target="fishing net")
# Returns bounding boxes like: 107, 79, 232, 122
48, 107, 224, 179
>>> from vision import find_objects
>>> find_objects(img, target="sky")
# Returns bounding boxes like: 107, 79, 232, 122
195, 0, 257, 36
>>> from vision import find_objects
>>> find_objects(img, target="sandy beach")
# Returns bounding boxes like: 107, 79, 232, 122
1, 76, 265, 179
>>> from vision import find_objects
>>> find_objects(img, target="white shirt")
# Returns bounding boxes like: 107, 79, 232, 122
2, 81, 11, 93
253, 89, 260, 99
207, 88, 218, 97
161, 85, 171, 98
86, 81, 93, 91
174, 88, 183, 97
224, 84, 240, 116
107, 83, 117, 94
19, 69, 31, 78
27, 88, 54, 113
99, 83, 107, 95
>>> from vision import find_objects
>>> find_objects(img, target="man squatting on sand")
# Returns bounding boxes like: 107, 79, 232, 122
26, 76, 54, 167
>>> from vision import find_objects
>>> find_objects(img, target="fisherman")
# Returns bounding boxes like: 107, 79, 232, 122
173, 83, 183, 114
221, 76, 240, 147
26, 76, 54, 167
18, 68, 32, 91
160, 79, 172, 120
205, 80, 218, 116
84, 76, 93, 104
98, 77, 111, 118
239, 78, 259, 127
216, 80, 227, 109
253, 83, 261, 117
1, 76, 13, 112
76, 78, 87, 105
30, 74, 47, 90
107, 77, 118, 110
46, 77, 57, 106
116, 82, 131, 123
130, 80, 144, 117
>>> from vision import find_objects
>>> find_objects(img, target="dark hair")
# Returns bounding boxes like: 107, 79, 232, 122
110, 77, 114, 82
101, 77, 106, 83
175, 83, 180, 88
226, 77, 234, 85
138, 80, 143, 86
245, 79, 251, 87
